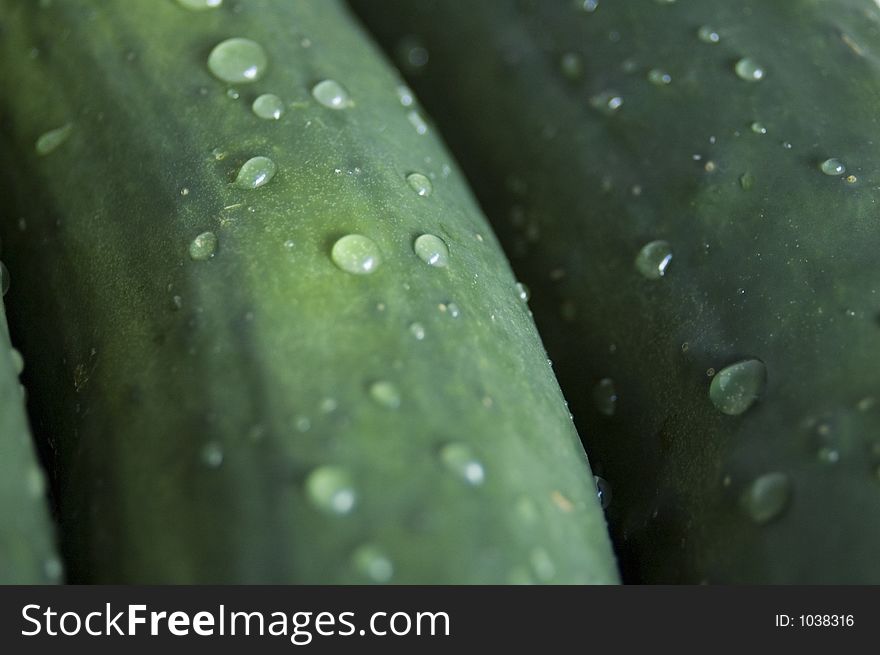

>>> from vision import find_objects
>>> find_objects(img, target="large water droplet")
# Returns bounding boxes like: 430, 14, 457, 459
820, 158, 846, 176
352, 544, 393, 582
189, 231, 218, 260
635, 240, 672, 279
440, 443, 485, 486
176, 0, 222, 9
207, 38, 267, 84
590, 90, 623, 115
740, 472, 790, 523
592, 378, 618, 416
709, 359, 767, 415
595, 475, 612, 509
331, 235, 382, 275
234, 156, 276, 189
305, 466, 356, 515
734, 58, 764, 82
413, 234, 449, 268
369, 380, 401, 409
311, 79, 351, 109
35, 123, 72, 156
697, 25, 720, 43
252, 93, 284, 120
406, 172, 433, 197
0, 261, 9, 296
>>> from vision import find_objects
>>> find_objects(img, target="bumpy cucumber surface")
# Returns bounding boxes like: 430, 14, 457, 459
0, 0, 618, 583
351, 0, 880, 582
0, 274, 58, 583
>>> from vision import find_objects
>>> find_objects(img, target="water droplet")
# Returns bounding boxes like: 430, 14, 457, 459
295, 416, 311, 432
369, 380, 401, 409
25, 465, 44, 497
530, 547, 556, 582
820, 158, 845, 176
176, 0, 222, 9
592, 378, 617, 416
740, 472, 791, 524
234, 156, 276, 189
709, 359, 767, 415
635, 240, 673, 279
43, 557, 64, 582
578, 0, 598, 12
396, 84, 414, 107
647, 69, 672, 85
352, 544, 393, 582
734, 57, 764, 82
189, 231, 217, 260
9, 348, 24, 376
515, 282, 530, 302
305, 466, 356, 515
697, 25, 720, 43
817, 446, 840, 464
408, 322, 426, 340
407, 110, 429, 134
590, 90, 623, 115
0, 261, 9, 296
740, 172, 755, 190
413, 234, 449, 268
440, 443, 485, 485
311, 79, 351, 109
398, 37, 429, 71
560, 52, 584, 79
595, 475, 612, 509
750, 121, 767, 135
439, 302, 461, 318
35, 123, 72, 155
200, 441, 224, 468
207, 38, 267, 84
251, 93, 284, 120
331, 234, 382, 275
406, 172, 433, 197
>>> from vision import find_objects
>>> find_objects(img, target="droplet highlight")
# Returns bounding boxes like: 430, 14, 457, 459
207, 37, 267, 84
595, 475, 612, 509
406, 172, 433, 197
647, 69, 672, 85
590, 90, 623, 115
440, 443, 485, 486
820, 158, 845, 176
311, 79, 351, 109
635, 240, 673, 279
331, 235, 382, 275
413, 234, 449, 268
697, 25, 720, 43
734, 57, 764, 82
234, 156, 276, 189
189, 231, 217, 260
176, 0, 222, 9
252, 93, 284, 120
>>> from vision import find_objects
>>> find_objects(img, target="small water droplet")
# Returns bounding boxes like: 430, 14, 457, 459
635, 240, 672, 279
176, 0, 222, 9
709, 359, 767, 415
305, 466, 356, 515
560, 52, 584, 79
734, 57, 764, 82
251, 93, 284, 120
740, 472, 791, 524
439, 302, 461, 318
440, 443, 485, 485
820, 158, 846, 176
331, 234, 382, 275
352, 544, 393, 582
369, 380, 401, 409
750, 121, 767, 135
207, 37, 267, 84
740, 172, 755, 190
25, 466, 44, 498
782, 141, 793, 149
406, 172, 433, 197
595, 475, 612, 509
409, 322, 426, 340
35, 123, 72, 156
9, 348, 24, 376
0, 261, 9, 296
234, 156, 276, 189
398, 37, 429, 71
515, 282, 530, 302
407, 110, 429, 134
578, 0, 599, 12
590, 90, 623, 115
647, 69, 672, 85
396, 84, 414, 107
189, 231, 218, 260
413, 234, 449, 268
592, 378, 617, 416
295, 416, 311, 432
530, 547, 556, 582
200, 441, 224, 468
817, 446, 840, 464
697, 25, 720, 43
311, 79, 351, 109
43, 557, 64, 582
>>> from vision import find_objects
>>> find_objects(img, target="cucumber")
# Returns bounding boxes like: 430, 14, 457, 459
0, 0, 618, 583
0, 263, 59, 583
350, 0, 880, 582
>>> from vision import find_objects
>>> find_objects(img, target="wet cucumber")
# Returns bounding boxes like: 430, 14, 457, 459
0, 267, 58, 583
0, 0, 618, 583
350, 0, 880, 582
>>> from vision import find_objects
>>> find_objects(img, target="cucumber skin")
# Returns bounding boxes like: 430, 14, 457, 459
0, 293, 58, 583
350, 0, 880, 582
0, 0, 618, 583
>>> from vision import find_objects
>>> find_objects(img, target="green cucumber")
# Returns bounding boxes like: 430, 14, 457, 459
0, 264, 59, 583
0, 0, 618, 583
350, 0, 880, 582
